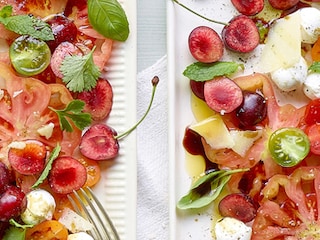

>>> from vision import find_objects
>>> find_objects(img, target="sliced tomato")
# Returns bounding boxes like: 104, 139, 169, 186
25, 220, 68, 240
304, 98, 320, 125
0, 63, 81, 162
306, 124, 320, 155
252, 167, 320, 239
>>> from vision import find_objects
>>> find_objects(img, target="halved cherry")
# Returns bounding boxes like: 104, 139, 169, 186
218, 193, 257, 223
231, 0, 264, 16
80, 123, 119, 161
48, 156, 87, 194
77, 78, 113, 121
222, 15, 260, 53
80, 76, 159, 161
8, 140, 47, 175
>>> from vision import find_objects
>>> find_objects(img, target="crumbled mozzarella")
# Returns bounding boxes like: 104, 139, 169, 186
67, 232, 94, 240
300, 7, 320, 44
270, 57, 308, 92
303, 73, 320, 99
59, 208, 93, 233
8, 141, 26, 149
37, 122, 55, 139
12, 89, 23, 98
21, 189, 56, 225
214, 217, 252, 240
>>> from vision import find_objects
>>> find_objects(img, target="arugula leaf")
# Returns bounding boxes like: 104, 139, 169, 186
0, 5, 54, 41
60, 47, 100, 92
49, 100, 92, 132
88, 0, 129, 42
183, 61, 243, 81
32, 144, 61, 189
177, 168, 249, 210
309, 62, 320, 73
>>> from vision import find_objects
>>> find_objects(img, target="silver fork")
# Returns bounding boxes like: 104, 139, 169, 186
68, 186, 120, 240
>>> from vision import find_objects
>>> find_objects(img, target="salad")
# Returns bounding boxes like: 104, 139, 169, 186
173, 0, 320, 239
0, 0, 137, 239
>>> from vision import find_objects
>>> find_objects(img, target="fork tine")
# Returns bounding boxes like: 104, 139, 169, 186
67, 191, 103, 239
68, 186, 120, 240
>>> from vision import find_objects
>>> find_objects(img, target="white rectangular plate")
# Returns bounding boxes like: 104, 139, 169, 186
168, 1, 245, 239
92, 1, 137, 239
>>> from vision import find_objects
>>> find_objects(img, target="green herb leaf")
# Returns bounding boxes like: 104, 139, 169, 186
60, 47, 100, 92
177, 168, 249, 210
3, 226, 26, 240
32, 144, 61, 188
0, 5, 54, 41
49, 100, 92, 132
183, 61, 243, 81
3, 219, 34, 240
88, 0, 129, 42
309, 62, 320, 73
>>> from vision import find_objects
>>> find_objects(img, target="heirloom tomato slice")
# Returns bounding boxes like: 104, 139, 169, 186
252, 167, 320, 240
0, 62, 81, 160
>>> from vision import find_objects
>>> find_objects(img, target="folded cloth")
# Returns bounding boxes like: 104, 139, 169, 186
137, 55, 169, 240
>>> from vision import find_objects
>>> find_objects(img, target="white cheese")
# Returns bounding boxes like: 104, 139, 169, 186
21, 189, 56, 225
258, 11, 301, 72
67, 232, 94, 240
270, 57, 308, 92
59, 207, 93, 233
300, 7, 320, 44
8, 141, 26, 149
303, 73, 320, 99
37, 122, 55, 139
214, 217, 252, 240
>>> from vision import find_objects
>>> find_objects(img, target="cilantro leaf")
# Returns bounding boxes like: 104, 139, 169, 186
309, 62, 320, 73
183, 61, 243, 81
32, 144, 61, 189
60, 47, 101, 92
0, 5, 54, 41
49, 100, 92, 132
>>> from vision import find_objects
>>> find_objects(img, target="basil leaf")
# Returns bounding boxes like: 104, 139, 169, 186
183, 61, 243, 81
177, 168, 249, 210
309, 62, 320, 73
177, 175, 231, 210
88, 0, 129, 42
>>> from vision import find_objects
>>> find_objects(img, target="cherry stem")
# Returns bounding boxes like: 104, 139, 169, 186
116, 76, 159, 140
172, 0, 228, 26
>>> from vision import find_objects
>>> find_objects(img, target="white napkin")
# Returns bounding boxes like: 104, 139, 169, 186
137, 55, 169, 240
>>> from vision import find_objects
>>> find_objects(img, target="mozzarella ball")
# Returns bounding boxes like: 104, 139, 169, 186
21, 189, 56, 225
300, 7, 320, 44
270, 57, 308, 91
303, 73, 320, 99
215, 217, 252, 240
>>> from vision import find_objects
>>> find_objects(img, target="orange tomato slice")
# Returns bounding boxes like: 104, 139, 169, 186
25, 220, 68, 240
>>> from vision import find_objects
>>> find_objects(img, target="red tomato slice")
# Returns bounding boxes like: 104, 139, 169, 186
304, 98, 320, 125
306, 124, 320, 155
251, 167, 320, 239
0, 63, 81, 160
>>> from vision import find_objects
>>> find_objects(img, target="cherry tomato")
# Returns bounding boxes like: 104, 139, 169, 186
268, 127, 310, 167
9, 35, 51, 76
311, 37, 320, 61
304, 99, 320, 125
25, 220, 68, 240
306, 124, 320, 155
